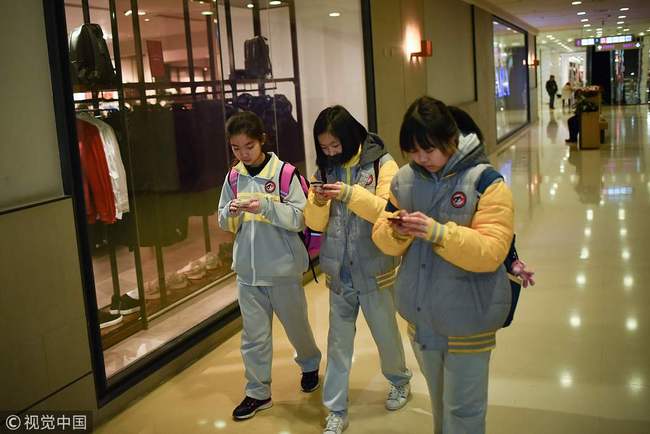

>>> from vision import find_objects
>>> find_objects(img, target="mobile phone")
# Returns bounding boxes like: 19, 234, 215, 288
311, 181, 323, 188
387, 216, 403, 223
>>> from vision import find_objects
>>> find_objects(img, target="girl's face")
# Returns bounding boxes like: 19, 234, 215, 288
407, 141, 451, 173
318, 132, 342, 156
230, 133, 265, 166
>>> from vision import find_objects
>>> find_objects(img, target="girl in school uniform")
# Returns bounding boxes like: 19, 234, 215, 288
217, 111, 322, 421
372, 97, 515, 434
304, 105, 412, 434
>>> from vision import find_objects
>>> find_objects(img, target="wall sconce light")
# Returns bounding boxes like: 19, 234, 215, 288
410, 40, 432, 60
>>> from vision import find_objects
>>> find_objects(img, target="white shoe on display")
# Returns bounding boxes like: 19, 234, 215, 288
167, 271, 189, 290
180, 260, 206, 280
202, 252, 219, 270
385, 383, 410, 411
323, 413, 348, 434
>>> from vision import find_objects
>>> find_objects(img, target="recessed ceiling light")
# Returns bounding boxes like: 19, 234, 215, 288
572, 1, 582, 4
329, 12, 341, 17
246, 3, 254, 8
567, 38, 573, 41
269, 0, 282, 5
618, 15, 627, 19
144, 18, 150, 21
201, 10, 213, 15
596, 28, 602, 30
583, 24, 591, 27
581, 18, 589, 22
623, 28, 629, 31
577, 11, 586, 15
620, 7, 629, 11
617, 21, 625, 24
640, 32, 645, 36
124, 9, 132, 16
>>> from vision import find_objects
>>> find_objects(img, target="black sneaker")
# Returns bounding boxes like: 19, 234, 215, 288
232, 396, 272, 420
301, 369, 320, 392
99, 310, 123, 329
119, 293, 141, 315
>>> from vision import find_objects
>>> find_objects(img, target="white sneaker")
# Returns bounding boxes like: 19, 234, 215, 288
202, 252, 219, 270
385, 383, 410, 411
181, 260, 206, 280
323, 413, 348, 434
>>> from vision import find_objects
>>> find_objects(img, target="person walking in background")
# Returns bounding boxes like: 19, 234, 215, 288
546, 75, 558, 109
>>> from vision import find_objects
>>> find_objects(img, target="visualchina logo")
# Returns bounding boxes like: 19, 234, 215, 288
451, 192, 467, 208
265, 181, 276, 193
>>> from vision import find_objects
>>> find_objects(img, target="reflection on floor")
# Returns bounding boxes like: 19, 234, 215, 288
95, 106, 650, 433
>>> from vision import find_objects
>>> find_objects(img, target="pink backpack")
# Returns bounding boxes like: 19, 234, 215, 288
228, 162, 321, 279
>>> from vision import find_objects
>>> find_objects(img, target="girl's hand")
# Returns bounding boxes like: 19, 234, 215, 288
321, 182, 343, 200
228, 201, 241, 216
239, 199, 262, 214
389, 210, 411, 237
400, 211, 435, 240
312, 184, 330, 204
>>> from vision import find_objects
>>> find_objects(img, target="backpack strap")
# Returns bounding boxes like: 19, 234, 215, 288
279, 162, 308, 202
228, 168, 239, 197
476, 166, 504, 196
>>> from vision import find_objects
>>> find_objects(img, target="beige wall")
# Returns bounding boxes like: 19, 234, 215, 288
0, 0, 97, 414
370, 0, 538, 157
0, 199, 95, 412
0, 1, 64, 212
371, 0, 427, 165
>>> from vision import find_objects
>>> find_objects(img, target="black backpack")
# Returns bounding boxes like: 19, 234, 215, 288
244, 36, 272, 78
68, 23, 117, 87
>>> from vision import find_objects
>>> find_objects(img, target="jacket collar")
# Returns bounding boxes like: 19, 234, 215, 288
234, 152, 280, 180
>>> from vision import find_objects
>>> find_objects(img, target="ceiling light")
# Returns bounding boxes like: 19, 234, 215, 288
623, 28, 630, 32
617, 21, 624, 24
618, 26, 623, 29
583, 24, 591, 27
124, 9, 132, 16
329, 12, 341, 17
577, 11, 586, 15
567, 38, 573, 41
269, 0, 282, 5
640, 33, 646, 36
618, 15, 627, 19
596, 28, 602, 30
201, 10, 213, 15
571, 1, 582, 4
246, 3, 254, 8
144, 18, 150, 21
620, 7, 629, 11
581, 18, 589, 22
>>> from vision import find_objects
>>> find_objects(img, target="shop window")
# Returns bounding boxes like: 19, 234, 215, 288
493, 19, 529, 140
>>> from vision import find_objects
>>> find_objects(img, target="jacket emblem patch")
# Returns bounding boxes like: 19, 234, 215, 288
451, 191, 467, 208
265, 181, 276, 193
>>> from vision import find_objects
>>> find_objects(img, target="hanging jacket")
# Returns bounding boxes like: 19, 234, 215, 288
304, 133, 400, 294
217, 152, 308, 285
77, 113, 129, 218
372, 134, 514, 352
76, 118, 116, 224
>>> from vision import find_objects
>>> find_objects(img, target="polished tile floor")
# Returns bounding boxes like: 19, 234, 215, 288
96, 106, 650, 433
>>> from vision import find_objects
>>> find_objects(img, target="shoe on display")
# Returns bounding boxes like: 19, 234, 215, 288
143, 280, 160, 300
323, 413, 349, 434
167, 272, 189, 290
232, 396, 272, 420
109, 295, 121, 315
119, 293, 141, 315
99, 310, 123, 329
385, 383, 411, 411
203, 252, 219, 270
301, 369, 320, 392
181, 260, 206, 280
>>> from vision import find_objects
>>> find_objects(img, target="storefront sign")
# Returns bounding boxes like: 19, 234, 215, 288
575, 35, 633, 47
146, 40, 166, 79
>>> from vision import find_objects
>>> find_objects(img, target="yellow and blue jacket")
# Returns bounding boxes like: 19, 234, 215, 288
304, 133, 400, 294
372, 134, 514, 352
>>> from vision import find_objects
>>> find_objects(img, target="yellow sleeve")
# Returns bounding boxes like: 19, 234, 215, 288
304, 188, 331, 232
371, 190, 414, 256
433, 181, 514, 272
346, 160, 399, 224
